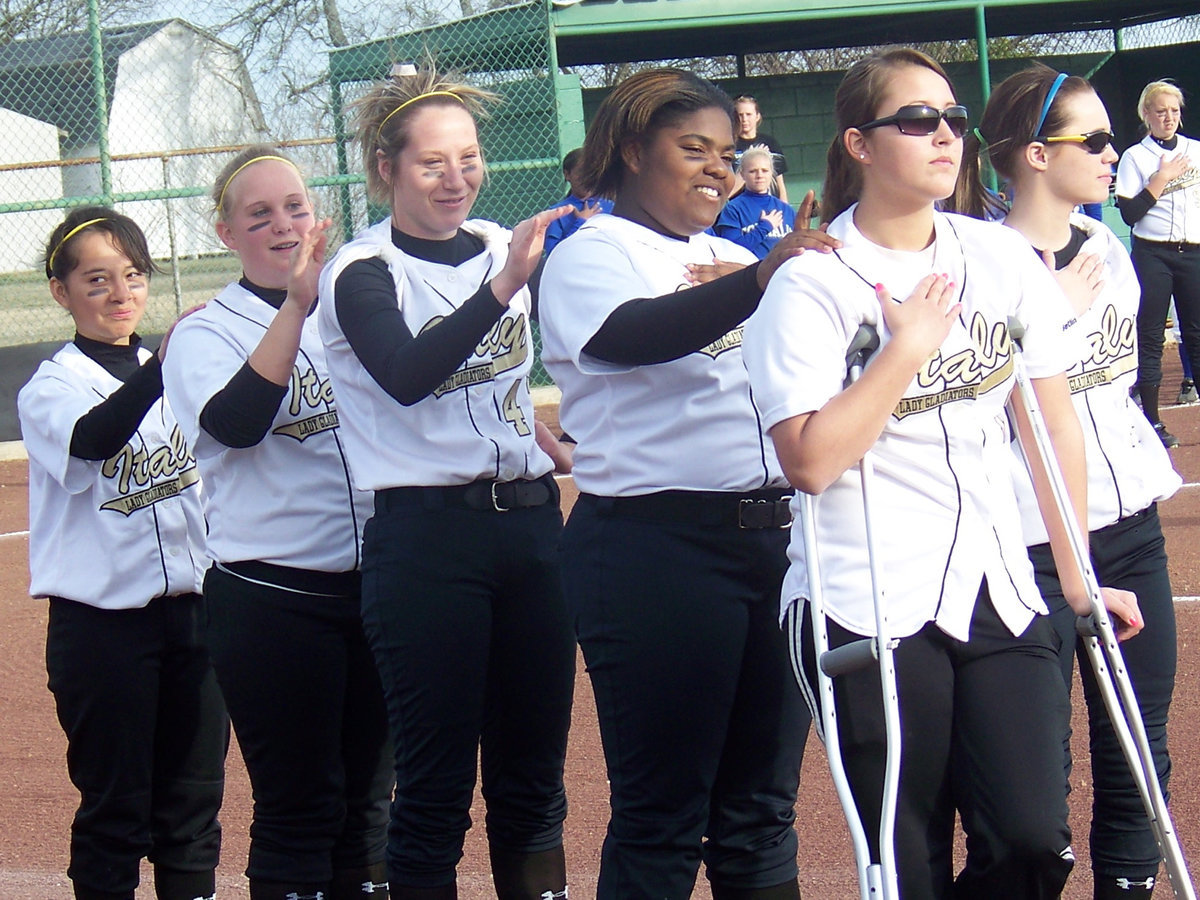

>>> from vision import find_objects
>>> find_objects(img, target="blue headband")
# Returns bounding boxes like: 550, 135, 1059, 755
1034, 72, 1069, 136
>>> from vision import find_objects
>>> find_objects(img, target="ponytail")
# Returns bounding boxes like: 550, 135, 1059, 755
947, 130, 1007, 219
820, 133, 861, 224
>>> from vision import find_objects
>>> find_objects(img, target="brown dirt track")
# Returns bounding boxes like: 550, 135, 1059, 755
3, 389, 1200, 898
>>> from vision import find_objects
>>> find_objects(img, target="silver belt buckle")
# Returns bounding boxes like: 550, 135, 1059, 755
490, 481, 511, 512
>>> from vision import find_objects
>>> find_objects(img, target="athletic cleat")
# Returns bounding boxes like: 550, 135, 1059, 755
1155, 422, 1180, 449
1179, 379, 1198, 404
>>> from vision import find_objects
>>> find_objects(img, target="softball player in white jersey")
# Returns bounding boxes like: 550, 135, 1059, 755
538, 68, 836, 900
162, 148, 391, 900
317, 66, 574, 900
20, 207, 225, 900
1115, 80, 1200, 445
956, 66, 1182, 899
742, 48, 1141, 899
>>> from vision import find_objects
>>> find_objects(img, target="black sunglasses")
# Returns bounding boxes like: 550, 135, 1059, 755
857, 104, 970, 138
1036, 130, 1115, 155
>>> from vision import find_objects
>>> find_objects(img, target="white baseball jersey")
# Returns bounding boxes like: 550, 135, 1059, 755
20, 344, 206, 609
318, 218, 552, 490
163, 281, 371, 571
1116, 133, 1200, 242
1010, 214, 1181, 545
538, 213, 787, 496
744, 208, 1079, 641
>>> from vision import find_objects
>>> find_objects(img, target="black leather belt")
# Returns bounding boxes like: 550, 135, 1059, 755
1134, 236, 1200, 253
583, 489, 793, 529
376, 473, 557, 513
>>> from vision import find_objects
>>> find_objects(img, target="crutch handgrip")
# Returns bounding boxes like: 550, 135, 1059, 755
844, 324, 881, 388
1007, 318, 1026, 346
820, 639, 879, 677
1075, 612, 1102, 639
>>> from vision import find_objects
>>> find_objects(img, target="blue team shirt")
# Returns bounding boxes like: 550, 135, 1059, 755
543, 193, 615, 255
714, 191, 796, 259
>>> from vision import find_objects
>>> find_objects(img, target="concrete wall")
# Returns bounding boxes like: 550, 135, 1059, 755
0, 336, 164, 443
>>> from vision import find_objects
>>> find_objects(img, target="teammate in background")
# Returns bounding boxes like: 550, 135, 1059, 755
954, 64, 1182, 900
543, 147, 614, 256
734, 95, 789, 201
162, 147, 392, 900
742, 48, 1142, 896
19, 208, 226, 900
714, 146, 796, 259
317, 65, 575, 900
540, 68, 837, 899
1116, 79, 1200, 448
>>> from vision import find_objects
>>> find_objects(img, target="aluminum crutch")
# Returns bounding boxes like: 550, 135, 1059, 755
1007, 317, 1195, 899
793, 322, 900, 900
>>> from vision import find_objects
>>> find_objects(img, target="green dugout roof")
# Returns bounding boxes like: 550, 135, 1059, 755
548, 0, 1197, 64
330, 0, 1199, 80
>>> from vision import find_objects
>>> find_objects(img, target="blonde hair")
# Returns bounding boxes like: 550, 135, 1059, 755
1139, 80, 1185, 127
738, 145, 776, 177
351, 64, 499, 204
211, 144, 305, 222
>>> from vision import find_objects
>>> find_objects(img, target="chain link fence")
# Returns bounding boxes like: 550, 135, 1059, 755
0, 0, 1197, 382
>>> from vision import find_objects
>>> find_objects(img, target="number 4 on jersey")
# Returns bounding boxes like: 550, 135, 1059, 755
502, 382, 531, 436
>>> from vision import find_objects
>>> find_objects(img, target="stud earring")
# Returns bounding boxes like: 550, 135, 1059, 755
859, 153, 866, 160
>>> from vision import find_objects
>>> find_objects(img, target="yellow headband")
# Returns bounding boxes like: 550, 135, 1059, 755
217, 155, 299, 214
47, 217, 109, 273
377, 91, 465, 143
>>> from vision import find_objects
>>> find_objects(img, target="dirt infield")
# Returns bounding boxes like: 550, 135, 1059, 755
3, 389, 1200, 898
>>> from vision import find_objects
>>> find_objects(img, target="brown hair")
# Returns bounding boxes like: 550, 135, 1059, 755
211, 144, 305, 222
44, 206, 156, 281
821, 48, 954, 223
574, 67, 736, 200
948, 64, 1092, 219
351, 63, 498, 205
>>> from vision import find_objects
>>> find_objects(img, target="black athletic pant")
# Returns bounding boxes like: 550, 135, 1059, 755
360, 490, 575, 890
46, 594, 227, 897
204, 565, 393, 884
1132, 238, 1200, 390
792, 584, 1073, 899
1031, 503, 1176, 881
565, 493, 810, 899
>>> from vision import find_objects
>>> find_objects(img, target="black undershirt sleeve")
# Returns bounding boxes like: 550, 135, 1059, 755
199, 363, 289, 449
583, 262, 763, 366
335, 256, 506, 406
1117, 188, 1157, 227
69, 358, 165, 460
